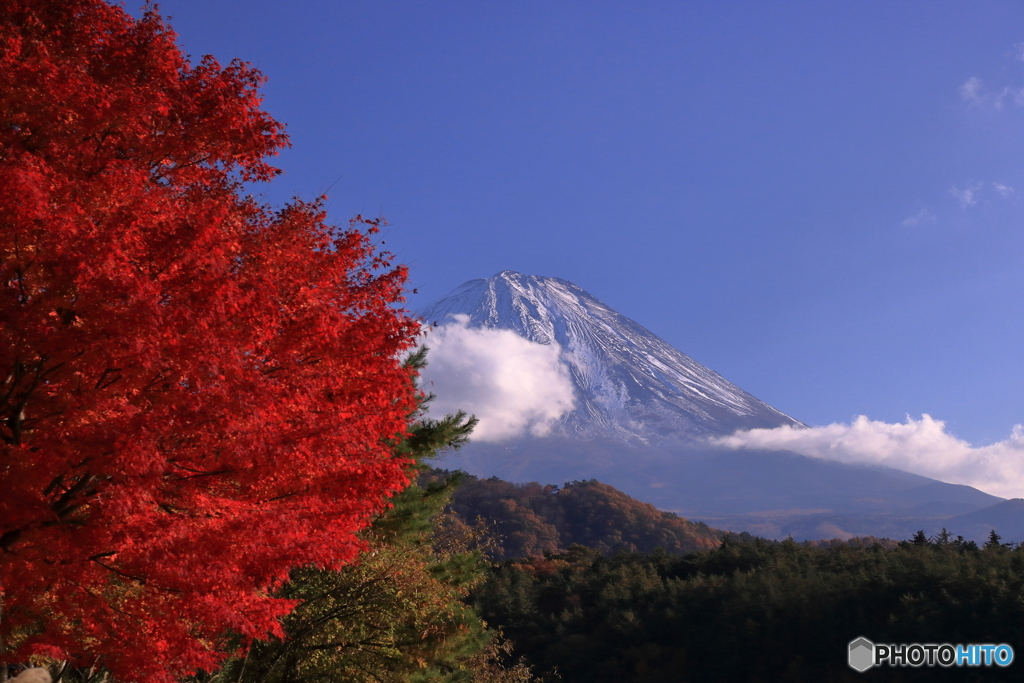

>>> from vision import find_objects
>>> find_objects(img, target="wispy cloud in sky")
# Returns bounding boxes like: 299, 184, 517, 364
419, 314, 576, 442
901, 207, 935, 226
712, 415, 1024, 498
960, 76, 986, 103
959, 76, 1024, 110
949, 183, 982, 208
945, 181, 1017, 209
993, 182, 1015, 197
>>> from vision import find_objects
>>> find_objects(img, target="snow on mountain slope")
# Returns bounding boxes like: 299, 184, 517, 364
420, 271, 802, 442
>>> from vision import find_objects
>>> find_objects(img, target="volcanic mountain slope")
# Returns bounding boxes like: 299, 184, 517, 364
421, 271, 801, 443
421, 272, 1009, 541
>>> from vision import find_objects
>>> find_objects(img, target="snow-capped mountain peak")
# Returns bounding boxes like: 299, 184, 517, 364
420, 271, 802, 442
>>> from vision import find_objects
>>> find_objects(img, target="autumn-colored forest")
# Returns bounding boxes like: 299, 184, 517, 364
2, 2, 1022, 682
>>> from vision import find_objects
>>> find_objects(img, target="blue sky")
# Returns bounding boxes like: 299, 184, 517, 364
152, 1, 1024, 446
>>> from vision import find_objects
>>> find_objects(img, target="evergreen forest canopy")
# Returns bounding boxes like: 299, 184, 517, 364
1, 2, 1021, 682
470, 530, 1024, 682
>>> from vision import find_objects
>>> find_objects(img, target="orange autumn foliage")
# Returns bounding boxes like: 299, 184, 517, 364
0, 1, 420, 680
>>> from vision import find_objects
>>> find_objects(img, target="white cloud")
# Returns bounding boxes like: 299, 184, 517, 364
1015, 43, 1024, 61
958, 77, 1024, 110
418, 314, 576, 442
711, 415, 1024, 498
960, 76, 986, 104
950, 183, 982, 208
946, 182, 1017, 208
901, 207, 935, 226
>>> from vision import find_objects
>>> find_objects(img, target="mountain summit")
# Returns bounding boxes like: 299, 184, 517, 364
421, 271, 801, 443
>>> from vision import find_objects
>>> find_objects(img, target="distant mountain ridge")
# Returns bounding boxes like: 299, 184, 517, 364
423, 469, 723, 560
421, 271, 801, 443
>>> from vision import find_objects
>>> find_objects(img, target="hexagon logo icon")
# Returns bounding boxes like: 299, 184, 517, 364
849, 637, 874, 672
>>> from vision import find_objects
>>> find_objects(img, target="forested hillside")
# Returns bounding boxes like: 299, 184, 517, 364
427, 471, 723, 559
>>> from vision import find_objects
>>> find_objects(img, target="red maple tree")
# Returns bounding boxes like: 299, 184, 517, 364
0, 2, 421, 680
